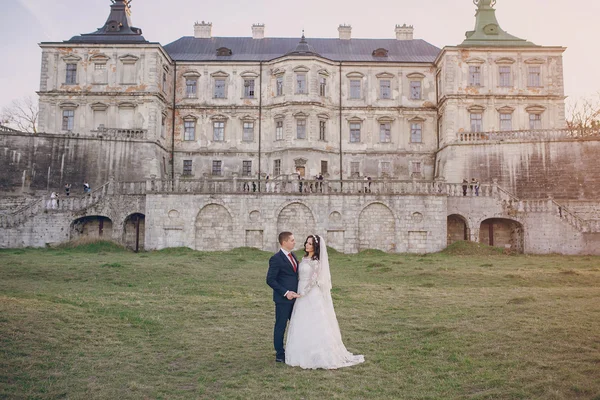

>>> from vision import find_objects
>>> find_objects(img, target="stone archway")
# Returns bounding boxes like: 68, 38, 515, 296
276, 203, 315, 250
195, 204, 234, 251
358, 203, 396, 252
447, 214, 469, 245
123, 213, 145, 252
479, 218, 524, 253
71, 216, 113, 241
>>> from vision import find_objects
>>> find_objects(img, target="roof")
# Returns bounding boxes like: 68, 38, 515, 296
163, 37, 441, 63
459, 0, 537, 48
66, 0, 148, 44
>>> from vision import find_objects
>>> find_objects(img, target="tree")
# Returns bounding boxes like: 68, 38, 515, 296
566, 93, 600, 133
0, 96, 39, 133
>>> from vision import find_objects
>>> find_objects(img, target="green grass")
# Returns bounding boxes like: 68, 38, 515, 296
1, 242, 599, 399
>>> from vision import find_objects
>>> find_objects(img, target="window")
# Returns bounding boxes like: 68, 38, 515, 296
276, 76, 284, 96
184, 120, 195, 141
321, 160, 328, 175
212, 160, 222, 176
469, 66, 481, 86
379, 123, 391, 143
186, 79, 197, 98
412, 161, 422, 174
62, 110, 74, 131
274, 159, 281, 176
470, 113, 483, 132
350, 123, 361, 142
243, 122, 254, 142
410, 81, 421, 100
499, 66, 511, 87
380, 80, 391, 99
66, 64, 77, 84
296, 74, 307, 94
350, 80, 361, 99
213, 121, 225, 141
162, 72, 167, 91
242, 161, 252, 177
350, 162, 360, 177
381, 162, 391, 176
411, 123, 422, 143
214, 78, 226, 98
500, 113, 512, 131
275, 120, 283, 140
296, 119, 306, 139
319, 77, 327, 96
529, 113, 542, 130
183, 160, 192, 176
319, 120, 326, 141
93, 63, 107, 84
244, 79, 255, 98
161, 115, 166, 138
528, 66, 541, 87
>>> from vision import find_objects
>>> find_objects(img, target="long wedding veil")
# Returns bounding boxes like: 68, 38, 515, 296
317, 235, 332, 291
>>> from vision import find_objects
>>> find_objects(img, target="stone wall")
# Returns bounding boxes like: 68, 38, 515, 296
0, 132, 168, 194
145, 193, 448, 254
439, 139, 600, 200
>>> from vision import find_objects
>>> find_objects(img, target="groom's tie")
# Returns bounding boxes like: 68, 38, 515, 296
288, 253, 297, 273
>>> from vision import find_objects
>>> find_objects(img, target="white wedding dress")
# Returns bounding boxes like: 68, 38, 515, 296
285, 239, 364, 369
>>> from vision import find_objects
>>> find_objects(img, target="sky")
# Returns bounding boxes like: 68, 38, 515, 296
1, 0, 598, 112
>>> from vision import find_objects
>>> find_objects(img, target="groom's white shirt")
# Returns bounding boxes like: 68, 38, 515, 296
281, 248, 295, 298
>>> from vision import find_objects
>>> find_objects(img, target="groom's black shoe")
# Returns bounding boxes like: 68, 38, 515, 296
275, 356, 285, 363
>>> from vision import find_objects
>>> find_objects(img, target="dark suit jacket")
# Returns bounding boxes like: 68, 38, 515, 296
266, 250, 299, 304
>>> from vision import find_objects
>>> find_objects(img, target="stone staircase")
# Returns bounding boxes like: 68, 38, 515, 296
495, 186, 600, 233
0, 181, 111, 228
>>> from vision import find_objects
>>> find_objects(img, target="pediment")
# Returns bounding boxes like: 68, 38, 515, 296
346, 71, 364, 79
376, 72, 395, 79
118, 54, 139, 64
182, 70, 201, 78
524, 57, 545, 64
496, 106, 515, 113
240, 71, 259, 78
90, 102, 109, 111
59, 102, 79, 109
495, 57, 516, 65
89, 54, 110, 63
525, 104, 546, 113
406, 72, 426, 79
293, 65, 310, 73
210, 70, 230, 78
62, 54, 82, 62
467, 105, 485, 113
318, 69, 330, 77
377, 115, 395, 123
465, 57, 485, 65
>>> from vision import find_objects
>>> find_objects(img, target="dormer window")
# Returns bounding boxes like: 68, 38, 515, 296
106, 20, 121, 32
216, 47, 233, 56
372, 48, 389, 57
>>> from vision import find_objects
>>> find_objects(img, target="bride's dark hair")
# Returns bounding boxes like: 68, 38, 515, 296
303, 235, 321, 260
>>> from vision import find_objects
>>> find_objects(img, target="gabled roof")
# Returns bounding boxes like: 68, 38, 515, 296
163, 37, 441, 63
66, 0, 148, 44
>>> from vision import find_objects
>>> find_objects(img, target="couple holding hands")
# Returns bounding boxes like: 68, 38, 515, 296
266, 232, 364, 369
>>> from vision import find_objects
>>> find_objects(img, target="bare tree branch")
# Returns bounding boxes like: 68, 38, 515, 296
566, 93, 600, 133
0, 96, 39, 134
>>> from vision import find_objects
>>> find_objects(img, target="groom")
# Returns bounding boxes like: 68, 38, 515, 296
266, 231, 300, 363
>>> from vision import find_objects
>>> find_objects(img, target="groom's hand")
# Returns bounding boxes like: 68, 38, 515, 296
286, 291, 299, 300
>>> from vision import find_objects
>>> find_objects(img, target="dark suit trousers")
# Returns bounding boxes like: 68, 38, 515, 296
274, 301, 294, 358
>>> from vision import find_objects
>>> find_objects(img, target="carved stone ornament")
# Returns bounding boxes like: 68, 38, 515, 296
474, 0, 496, 7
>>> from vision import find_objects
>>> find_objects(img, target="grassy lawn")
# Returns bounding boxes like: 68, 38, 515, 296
1, 242, 599, 400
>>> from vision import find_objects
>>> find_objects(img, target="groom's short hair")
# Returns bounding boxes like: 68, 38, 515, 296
278, 231, 293, 244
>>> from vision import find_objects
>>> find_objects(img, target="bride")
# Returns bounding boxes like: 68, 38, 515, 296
285, 234, 364, 369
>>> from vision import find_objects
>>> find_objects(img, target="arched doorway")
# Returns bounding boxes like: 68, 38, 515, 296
71, 216, 113, 241
479, 218, 524, 253
447, 214, 469, 245
124, 213, 145, 252
276, 203, 315, 249
195, 204, 234, 251
358, 203, 396, 252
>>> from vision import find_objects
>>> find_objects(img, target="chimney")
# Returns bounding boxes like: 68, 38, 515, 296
395, 24, 414, 40
194, 21, 212, 38
338, 24, 352, 40
252, 23, 265, 39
